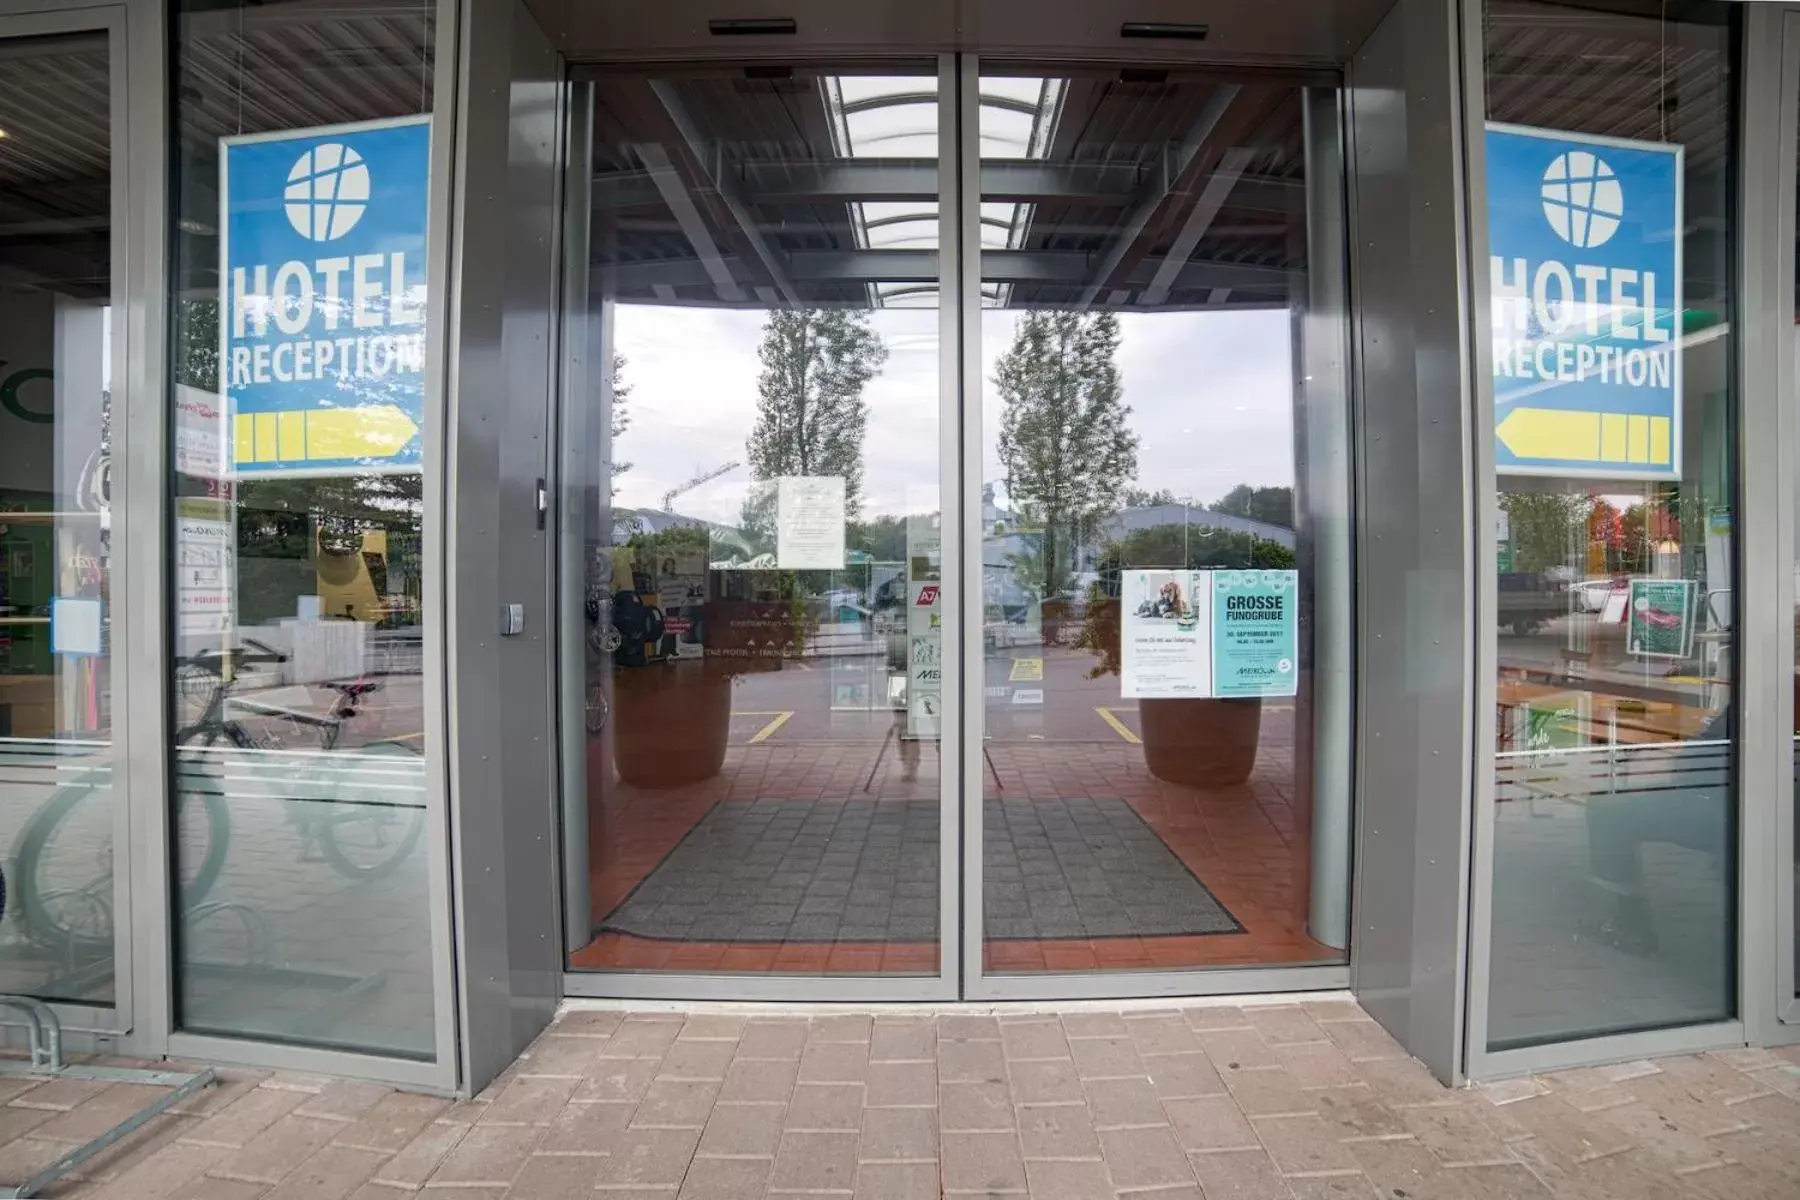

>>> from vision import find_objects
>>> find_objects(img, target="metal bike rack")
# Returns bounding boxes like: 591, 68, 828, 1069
0, 995, 216, 1200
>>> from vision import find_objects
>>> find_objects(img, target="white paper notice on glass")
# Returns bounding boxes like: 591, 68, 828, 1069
1121, 569, 1214, 698
52, 596, 104, 657
777, 475, 846, 570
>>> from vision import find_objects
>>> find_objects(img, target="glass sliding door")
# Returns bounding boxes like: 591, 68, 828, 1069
0, 24, 120, 1008
565, 61, 952, 982
1479, 0, 1739, 1052
558, 54, 1354, 996
971, 64, 1353, 978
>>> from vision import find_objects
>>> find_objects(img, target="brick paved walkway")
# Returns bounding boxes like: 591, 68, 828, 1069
3, 1002, 1799, 1198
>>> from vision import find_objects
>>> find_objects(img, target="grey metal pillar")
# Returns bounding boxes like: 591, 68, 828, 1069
1344, 0, 1485, 1085
1739, 1, 1800, 1045
445, 0, 568, 1094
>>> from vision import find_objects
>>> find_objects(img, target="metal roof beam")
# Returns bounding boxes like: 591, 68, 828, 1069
594, 160, 1302, 211
630, 142, 743, 302
1141, 146, 1258, 306
600, 249, 1287, 291
1075, 85, 1239, 310
648, 80, 802, 306
727, 160, 1142, 205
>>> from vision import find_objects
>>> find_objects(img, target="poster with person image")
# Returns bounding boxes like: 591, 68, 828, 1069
1121, 569, 1213, 698
655, 547, 707, 658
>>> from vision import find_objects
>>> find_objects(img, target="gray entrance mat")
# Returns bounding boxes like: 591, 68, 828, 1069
598, 797, 1242, 943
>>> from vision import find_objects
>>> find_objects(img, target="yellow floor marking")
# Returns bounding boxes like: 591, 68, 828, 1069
746, 710, 794, 743
1095, 706, 1142, 745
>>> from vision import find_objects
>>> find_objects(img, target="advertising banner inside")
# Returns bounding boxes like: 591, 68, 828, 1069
221, 116, 431, 477
1486, 123, 1682, 480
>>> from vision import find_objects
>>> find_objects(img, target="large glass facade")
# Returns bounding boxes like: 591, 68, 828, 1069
166, 0, 437, 1058
974, 68, 1352, 975
568, 65, 946, 976
7, 0, 1796, 1086
1482, 0, 1739, 1050
0, 29, 116, 1006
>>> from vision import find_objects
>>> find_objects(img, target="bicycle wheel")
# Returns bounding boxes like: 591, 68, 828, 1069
10, 766, 118, 954
172, 725, 236, 907
319, 740, 427, 880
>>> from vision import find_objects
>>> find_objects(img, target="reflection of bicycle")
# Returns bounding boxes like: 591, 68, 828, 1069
8, 638, 425, 954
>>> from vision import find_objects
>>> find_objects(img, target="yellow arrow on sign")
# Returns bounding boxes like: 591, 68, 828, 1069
1495, 407, 1671, 468
235, 405, 419, 467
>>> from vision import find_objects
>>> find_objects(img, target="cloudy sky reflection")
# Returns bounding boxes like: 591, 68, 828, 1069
611, 303, 1296, 527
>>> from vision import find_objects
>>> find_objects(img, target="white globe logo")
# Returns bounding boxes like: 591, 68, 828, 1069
1540, 150, 1622, 249
285, 143, 370, 241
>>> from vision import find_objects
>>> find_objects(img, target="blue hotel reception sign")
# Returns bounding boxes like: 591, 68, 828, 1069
1486, 123, 1682, 480
221, 116, 431, 477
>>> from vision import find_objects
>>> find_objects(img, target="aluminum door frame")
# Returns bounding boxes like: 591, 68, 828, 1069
557, 52, 965, 1004
955, 52, 1355, 1003
1753, 2, 1800, 1041
160, 0, 464, 1092
0, 0, 135, 1054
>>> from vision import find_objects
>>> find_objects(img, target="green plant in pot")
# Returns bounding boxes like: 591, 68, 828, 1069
608, 524, 810, 789
1079, 524, 1297, 788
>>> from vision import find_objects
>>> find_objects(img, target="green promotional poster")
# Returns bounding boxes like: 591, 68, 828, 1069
1210, 570, 1299, 698
1626, 577, 1696, 659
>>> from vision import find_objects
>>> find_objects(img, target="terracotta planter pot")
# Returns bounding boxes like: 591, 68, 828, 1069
612, 663, 732, 788
1138, 696, 1263, 787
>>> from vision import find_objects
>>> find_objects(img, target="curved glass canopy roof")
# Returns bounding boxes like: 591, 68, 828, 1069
824, 74, 1064, 307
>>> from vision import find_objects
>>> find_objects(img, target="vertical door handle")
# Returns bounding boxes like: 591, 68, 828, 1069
536, 478, 548, 530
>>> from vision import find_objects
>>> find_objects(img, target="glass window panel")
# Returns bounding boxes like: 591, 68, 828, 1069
976, 71, 1353, 975
1482, 0, 1738, 1050
167, 0, 437, 1059
569, 65, 944, 977
0, 30, 115, 1006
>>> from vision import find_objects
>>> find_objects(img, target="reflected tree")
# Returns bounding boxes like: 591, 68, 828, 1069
1211, 483, 1294, 529
1501, 491, 1588, 573
743, 308, 887, 540
610, 352, 631, 496
995, 311, 1137, 595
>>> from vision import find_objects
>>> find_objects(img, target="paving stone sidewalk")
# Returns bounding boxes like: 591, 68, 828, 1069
3, 1002, 1799, 1198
